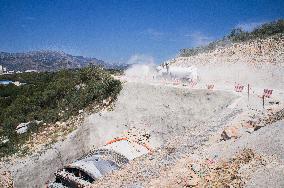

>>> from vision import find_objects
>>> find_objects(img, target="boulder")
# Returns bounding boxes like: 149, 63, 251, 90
221, 127, 238, 140
243, 122, 255, 133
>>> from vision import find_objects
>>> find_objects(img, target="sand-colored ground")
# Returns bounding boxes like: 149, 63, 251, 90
88, 76, 284, 188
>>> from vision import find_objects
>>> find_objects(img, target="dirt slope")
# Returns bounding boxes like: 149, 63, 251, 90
0, 81, 237, 187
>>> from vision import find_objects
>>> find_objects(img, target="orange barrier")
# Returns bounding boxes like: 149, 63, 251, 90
106, 137, 128, 145
106, 137, 153, 154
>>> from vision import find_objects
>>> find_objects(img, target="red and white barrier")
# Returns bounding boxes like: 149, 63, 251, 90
172, 78, 180, 85
207, 84, 214, 90
189, 80, 197, 88
234, 84, 244, 92
263, 89, 273, 98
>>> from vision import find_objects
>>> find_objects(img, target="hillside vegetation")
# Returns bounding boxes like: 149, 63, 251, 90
180, 19, 284, 57
0, 67, 122, 158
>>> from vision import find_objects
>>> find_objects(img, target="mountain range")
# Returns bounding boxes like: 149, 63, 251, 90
0, 51, 111, 72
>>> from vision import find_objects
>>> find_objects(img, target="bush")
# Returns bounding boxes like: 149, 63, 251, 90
228, 19, 284, 42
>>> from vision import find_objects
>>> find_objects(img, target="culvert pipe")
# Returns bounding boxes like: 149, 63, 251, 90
48, 137, 153, 188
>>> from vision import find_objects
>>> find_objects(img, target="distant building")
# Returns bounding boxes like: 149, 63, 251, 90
8, 70, 14, 74
25, 70, 38, 73
0, 65, 8, 74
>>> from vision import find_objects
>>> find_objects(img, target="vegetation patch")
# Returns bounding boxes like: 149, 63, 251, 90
0, 67, 122, 158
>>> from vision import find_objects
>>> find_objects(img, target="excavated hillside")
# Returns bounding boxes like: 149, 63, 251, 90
168, 34, 284, 90
172, 34, 284, 66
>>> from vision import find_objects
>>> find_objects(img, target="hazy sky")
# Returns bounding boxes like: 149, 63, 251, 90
0, 0, 284, 64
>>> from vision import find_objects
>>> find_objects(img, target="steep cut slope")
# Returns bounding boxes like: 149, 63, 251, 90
171, 34, 284, 67
167, 34, 284, 90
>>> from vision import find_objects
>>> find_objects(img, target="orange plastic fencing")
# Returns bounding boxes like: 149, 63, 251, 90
106, 137, 128, 145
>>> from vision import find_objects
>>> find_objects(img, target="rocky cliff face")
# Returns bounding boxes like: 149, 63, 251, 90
170, 34, 284, 67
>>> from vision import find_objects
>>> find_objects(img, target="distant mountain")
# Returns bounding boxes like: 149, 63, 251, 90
105, 63, 131, 70
0, 51, 107, 72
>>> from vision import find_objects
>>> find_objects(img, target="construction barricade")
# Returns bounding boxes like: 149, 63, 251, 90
234, 84, 244, 92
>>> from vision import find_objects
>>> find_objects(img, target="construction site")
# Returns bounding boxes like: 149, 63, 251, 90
1, 16, 284, 188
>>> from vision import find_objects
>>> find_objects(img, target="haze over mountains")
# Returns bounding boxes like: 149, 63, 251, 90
0, 51, 110, 72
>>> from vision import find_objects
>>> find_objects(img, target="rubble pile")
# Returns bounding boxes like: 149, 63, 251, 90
221, 106, 284, 140
0, 171, 13, 188
198, 149, 266, 188
100, 148, 266, 188
262, 108, 284, 125
148, 149, 266, 188
148, 158, 200, 187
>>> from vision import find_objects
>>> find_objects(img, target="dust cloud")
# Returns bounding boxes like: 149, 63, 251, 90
124, 64, 157, 80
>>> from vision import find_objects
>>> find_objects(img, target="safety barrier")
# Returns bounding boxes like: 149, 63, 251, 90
106, 137, 153, 153
189, 81, 197, 88
263, 89, 273, 98
234, 84, 244, 92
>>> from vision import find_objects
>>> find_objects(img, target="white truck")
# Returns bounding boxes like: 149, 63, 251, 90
156, 64, 198, 82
